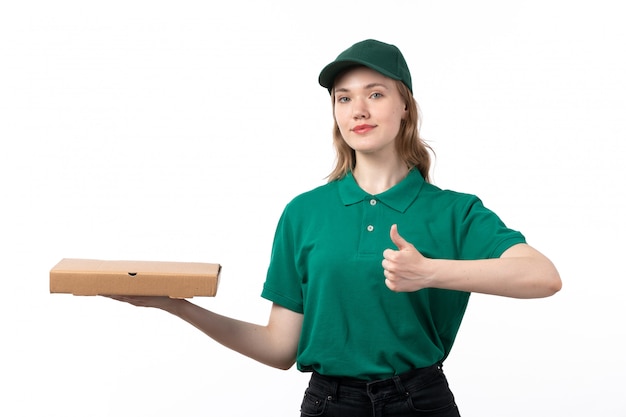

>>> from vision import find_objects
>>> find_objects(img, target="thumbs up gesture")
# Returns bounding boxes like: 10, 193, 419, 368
382, 224, 433, 292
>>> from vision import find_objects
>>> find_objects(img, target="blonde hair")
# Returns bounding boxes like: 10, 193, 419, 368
326, 79, 433, 183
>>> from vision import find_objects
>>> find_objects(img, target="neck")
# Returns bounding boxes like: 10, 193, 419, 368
352, 156, 409, 195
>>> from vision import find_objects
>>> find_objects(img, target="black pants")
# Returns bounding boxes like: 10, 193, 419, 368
300, 364, 461, 417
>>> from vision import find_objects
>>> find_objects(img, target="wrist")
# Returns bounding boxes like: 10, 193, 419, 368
424, 258, 444, 289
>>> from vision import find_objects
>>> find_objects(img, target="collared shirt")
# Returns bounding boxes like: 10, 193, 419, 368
261, 169, 525, 380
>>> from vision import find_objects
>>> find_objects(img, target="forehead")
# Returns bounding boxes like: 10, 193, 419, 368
333, 66, 395, 90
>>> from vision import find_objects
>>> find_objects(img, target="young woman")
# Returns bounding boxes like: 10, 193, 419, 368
108, 39, 561, 416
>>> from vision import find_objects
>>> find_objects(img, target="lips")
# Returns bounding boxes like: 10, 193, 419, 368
352, 124, 376, 134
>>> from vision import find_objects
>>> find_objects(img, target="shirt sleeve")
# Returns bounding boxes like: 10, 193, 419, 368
456, 195, 526, 259
260, 204, 304, 313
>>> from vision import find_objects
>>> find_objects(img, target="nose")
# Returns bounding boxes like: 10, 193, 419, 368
352, 98, 369, 119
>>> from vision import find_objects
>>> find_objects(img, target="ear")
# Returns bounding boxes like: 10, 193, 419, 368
401, 103, 408, 120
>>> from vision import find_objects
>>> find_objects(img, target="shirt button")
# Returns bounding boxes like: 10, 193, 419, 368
367, 225, 374, 232
370, 199, 377, 206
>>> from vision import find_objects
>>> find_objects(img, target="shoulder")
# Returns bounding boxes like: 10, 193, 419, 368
272, 181, 340, 236
417, 183, 507, 226
420, 182, 483, 209
284, 181, 339, 210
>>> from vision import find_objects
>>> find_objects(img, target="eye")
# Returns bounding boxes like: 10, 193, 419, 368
336, 96, 350, 103
370, 92, 383, 99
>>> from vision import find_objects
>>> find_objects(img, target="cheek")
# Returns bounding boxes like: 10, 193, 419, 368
337, 125, 351, 142
334, 109, 351, 133
390, 108, 406, 130
334, 105, 347, 121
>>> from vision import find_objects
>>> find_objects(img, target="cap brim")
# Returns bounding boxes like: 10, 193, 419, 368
318, 59, 402, 91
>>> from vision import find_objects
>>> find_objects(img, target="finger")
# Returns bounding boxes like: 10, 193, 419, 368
390, 224, 412, 250
385, 278, 400, 292
383, 268, 391, 279
382, 248, 396, 261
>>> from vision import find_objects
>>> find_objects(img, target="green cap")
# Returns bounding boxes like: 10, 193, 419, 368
318, 39, 412, 93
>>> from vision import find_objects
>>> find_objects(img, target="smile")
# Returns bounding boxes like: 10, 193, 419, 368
352, 124, 376, 134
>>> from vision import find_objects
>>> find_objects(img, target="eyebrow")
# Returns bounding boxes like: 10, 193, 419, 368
334, 82, 390, 93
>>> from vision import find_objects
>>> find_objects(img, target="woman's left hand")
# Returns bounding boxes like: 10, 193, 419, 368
382, 224, 433, 292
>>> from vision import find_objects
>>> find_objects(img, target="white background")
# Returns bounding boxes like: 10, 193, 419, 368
2, 1, 625, 416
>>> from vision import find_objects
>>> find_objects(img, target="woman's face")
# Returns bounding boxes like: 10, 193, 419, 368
333, 66, 407, 158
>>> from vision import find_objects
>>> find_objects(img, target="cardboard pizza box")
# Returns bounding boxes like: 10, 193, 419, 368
50, 258, 220, 298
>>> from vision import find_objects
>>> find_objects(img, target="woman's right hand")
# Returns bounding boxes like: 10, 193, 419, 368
101, 295, 185, 313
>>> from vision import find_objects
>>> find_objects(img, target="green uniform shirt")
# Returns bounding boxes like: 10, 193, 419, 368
261, 169, 525, 380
